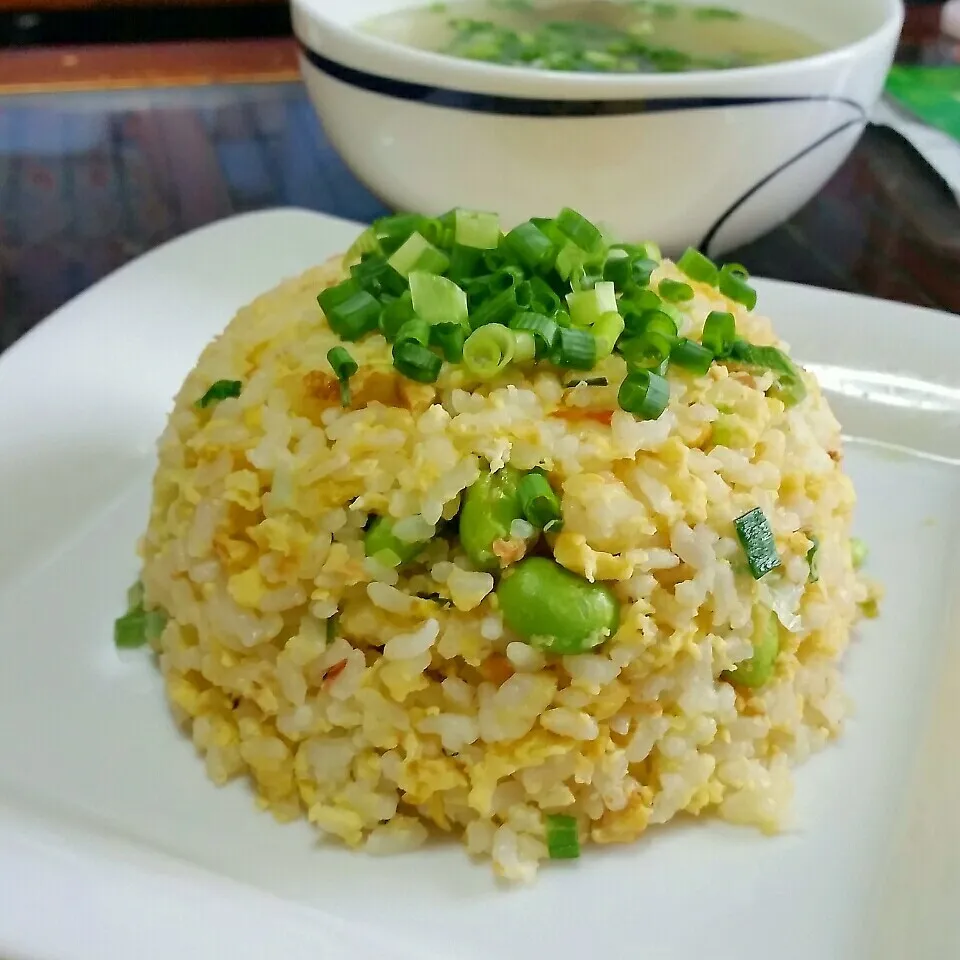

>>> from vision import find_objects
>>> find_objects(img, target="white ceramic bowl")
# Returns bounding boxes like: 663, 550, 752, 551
291, 0, 903, 255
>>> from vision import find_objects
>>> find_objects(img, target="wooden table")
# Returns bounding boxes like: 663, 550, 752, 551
0, 15, 957, 350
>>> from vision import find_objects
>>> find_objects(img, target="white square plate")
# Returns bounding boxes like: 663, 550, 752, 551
0, 210, 957, 960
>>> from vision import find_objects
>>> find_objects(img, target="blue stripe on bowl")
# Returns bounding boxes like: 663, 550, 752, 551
299, 44, 867, 120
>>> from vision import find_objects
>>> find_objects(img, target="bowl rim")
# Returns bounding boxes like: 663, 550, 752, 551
291, 0, 905, 101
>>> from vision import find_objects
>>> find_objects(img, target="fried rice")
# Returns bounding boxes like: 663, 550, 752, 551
136, 241, 874, 882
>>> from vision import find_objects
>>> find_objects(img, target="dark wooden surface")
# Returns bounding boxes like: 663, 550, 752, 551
0, 13, 958, 352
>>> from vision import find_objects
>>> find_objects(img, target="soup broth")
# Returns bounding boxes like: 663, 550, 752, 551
364, 1, 823, 74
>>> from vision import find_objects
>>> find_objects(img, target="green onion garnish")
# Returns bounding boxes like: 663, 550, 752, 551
469, 286, 518, 330
593, 311, 625, 360
518, 469, 563, 532
379, 292, 416, 342
454, 209, 500, 250
350, 255, 405, 298
509, 311, 559, 356
327, 346, 358, 407
545, 813, 580, 860
719, 263, 758, 310
114, 584, 167, 650
196, 379, 242, 409
637, 310, 679, 342
555, 242, 590, 282
431, 323, 466, 362
387, 231, 450, 278
677, 247, 719, 285
658, 278, 694, 303
669, 338, 714, 376
565, 377, 608, 388
394, 316, 431, 346
555, 207, 605, 256
807, 535, 820, 583
503, 220, 556, 272
463, 324, 516, 379
734, 507, 781, 580
618, 369, 670, 419
409, 271, 468, 328
392, 340, 442, 383
566, 281, 618, 327
317, 280, 381, 341
701, 310, 736, 357
551, 327, 596, 369
618, 332, 672, 372
604, 254, 657, 291
727, 341, 806, 408
850, 537, 867, 570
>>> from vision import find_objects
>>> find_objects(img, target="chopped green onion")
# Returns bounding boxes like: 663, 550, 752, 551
521, 276, 563, 315
551, 327, 596, 369
469, 286, 518, 329
593, 311, 625, 360
518, 469, 563, 531
850, 537, 867, 570
701, 310, 736, 357
545, 814, 580, 860
566, 281, 618, 327
196, 379, 242, 409
431, 323, 466, 362
387, 231, 450, 278
555, 242, 590, 282
670, 338, 714, 376
509, 312, 559, 356
604, 254, 657, 291
677, 247, 719, 285
350, 255, 406, 298
394, 317, 431, 346
513, 330, 537, 364
392, 340, 443, 383
613, 240, 661, 261
727, 341, 807, 407
327, 346, 358, 407
734, 507, 781, 580
454, 209, 501, 249
555, 207, 605, 255
719, 263, 758, 310
127, 580, 145, 609
373, 213, 426, 255
565, 377, 608, 388
807, 535, 820, 582
379, 292, 416, 341
658, 278, 695, 303
447, 244, 483, 283
637, 310, 678, 341
343, 225, 380, 265
618, 332, 673, 372
503, 220, 556, 272
144, 608, 167, 642
114, 609, 147, 649
317, 280, 381, 341
409, 271, 468, 328
618, 369, 670, 419
463, 324, 516, 379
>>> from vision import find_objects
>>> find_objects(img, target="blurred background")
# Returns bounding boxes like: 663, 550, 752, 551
0, 0, 958, 349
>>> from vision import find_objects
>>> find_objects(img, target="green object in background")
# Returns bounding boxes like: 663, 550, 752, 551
886, 66, 960, 142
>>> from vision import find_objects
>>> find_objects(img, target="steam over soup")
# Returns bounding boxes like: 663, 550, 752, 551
364, 1, 823, 74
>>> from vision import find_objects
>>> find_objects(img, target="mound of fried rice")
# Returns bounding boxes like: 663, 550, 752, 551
139, 252, 873, 881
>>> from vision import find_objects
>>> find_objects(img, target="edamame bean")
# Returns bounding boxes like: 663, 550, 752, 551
723, 607, 779, 688
496, 557, 620, 655
459, 467, 525, 571
364, 517, 428, 568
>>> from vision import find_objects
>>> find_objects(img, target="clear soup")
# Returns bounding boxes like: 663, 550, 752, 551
364, 0, 823, 74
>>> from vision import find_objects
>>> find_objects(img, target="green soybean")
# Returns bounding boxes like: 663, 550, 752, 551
496, 557, 620, 655
459, 467, 525, 572
364, 517, 428, 568
723, 607, 780, 688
